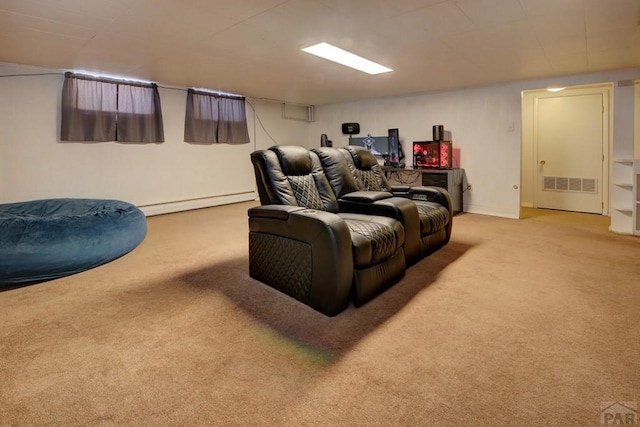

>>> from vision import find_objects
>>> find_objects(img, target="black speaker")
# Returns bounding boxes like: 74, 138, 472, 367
433, 125, 444, 141
341, 122, 360, 135
388, 128, 399, 164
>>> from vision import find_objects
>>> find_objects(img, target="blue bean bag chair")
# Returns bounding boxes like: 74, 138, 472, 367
0, 198, 147, 286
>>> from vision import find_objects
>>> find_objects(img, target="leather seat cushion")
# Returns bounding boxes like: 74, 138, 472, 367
415, 202, 450, 235
338, 213, 404, 268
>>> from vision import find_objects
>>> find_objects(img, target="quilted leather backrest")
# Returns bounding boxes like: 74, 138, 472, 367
250, 146, 339, 213
342, 146, 391, 192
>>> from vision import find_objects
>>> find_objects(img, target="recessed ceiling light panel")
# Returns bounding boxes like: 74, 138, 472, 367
301, 42, 392, 75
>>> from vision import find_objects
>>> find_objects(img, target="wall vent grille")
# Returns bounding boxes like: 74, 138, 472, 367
281, 103, 315, 122
542, 176, 597, 193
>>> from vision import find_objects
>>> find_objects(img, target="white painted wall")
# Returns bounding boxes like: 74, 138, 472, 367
247, 99, 310, 150
3, 61, 639, 224
310, 68, 640, 219
310, 83, 526, 218
0, 63, 309, 215
636, 82, 640, 159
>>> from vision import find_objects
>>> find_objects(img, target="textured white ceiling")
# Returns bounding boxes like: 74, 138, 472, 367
1, 0, 639, 105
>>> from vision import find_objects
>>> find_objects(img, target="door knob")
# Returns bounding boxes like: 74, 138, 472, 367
540, 160, 546, 165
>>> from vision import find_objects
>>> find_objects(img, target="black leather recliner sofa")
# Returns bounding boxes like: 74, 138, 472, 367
249, 145, 406, 316
312, 147, 423, 263
312, 146, 452, 265
339, 146, 452, 264
249, 145, 453, 316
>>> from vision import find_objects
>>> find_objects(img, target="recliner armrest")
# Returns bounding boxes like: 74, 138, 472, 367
249, 206, 349, 248
248, 206, 353, 317
390, 185, 411, 193
248, 205, 305, 220
389, 185, 411, 198
407, 186, 453, 212
340, 191, 393, 203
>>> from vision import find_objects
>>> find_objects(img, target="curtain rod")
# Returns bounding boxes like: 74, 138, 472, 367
187, 88, 245, 101
1, 71, 290, 103
67, 73, 243, 99
64, 71, 157, 88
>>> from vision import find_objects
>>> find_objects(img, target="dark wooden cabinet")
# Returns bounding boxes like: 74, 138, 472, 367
420, 169, 463, 214
385, 168, 464, 214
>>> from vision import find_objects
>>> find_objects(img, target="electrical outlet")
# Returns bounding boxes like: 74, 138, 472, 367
468, 183, 473, 191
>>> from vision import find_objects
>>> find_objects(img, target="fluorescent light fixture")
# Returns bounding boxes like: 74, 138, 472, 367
301, 42, 392, 75
547, 87, 565, 92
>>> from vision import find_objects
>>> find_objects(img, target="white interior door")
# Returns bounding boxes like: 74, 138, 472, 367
535, 92, 605, 214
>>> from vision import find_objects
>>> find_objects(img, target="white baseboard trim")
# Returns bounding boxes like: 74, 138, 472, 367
139, 192, 257, 216
463, 203, 519, 219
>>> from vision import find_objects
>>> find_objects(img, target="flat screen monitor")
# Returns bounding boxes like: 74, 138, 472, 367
348, 135, 389, 157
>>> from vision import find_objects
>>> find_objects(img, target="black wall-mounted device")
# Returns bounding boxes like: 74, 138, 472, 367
341, 122, 360, 135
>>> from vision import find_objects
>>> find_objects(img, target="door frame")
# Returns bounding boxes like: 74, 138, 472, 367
521, 83, 612, 216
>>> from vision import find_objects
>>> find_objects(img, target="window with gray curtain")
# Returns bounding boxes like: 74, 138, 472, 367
184, 89, 250, 144
61, 72, 164, 143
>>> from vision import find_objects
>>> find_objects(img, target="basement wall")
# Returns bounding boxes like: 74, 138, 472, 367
310, 68, 640, 219
0, 62, 308, 215
2, 61, 639, 222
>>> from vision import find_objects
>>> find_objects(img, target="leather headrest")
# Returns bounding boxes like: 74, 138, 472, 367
344, 146, 378, 170
271, 145, 313, 175
312, 147, 361, 197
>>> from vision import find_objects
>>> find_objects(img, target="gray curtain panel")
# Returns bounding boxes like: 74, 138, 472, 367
61, 74, 117, 141
184, 89, 249, 144
184, 90, 219, 143
117, 84, 164, 143
217, 97, 250, 143
60, 73, 164, 143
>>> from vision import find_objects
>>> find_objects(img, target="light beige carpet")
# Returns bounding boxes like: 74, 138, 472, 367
520, 206, 611, 231
1, 202, 638, 426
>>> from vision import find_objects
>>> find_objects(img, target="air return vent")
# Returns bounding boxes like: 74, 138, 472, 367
542, 176, 597, 193
281, 103, 315, 122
